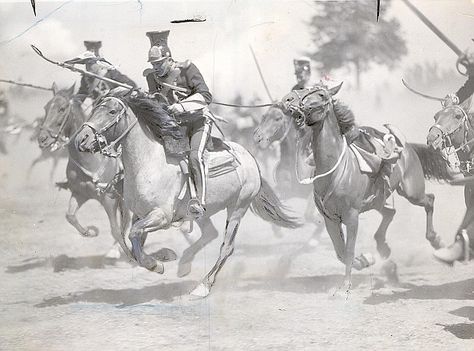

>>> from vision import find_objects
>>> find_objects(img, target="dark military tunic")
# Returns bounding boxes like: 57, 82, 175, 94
77, 68, 136, 102
145, 61, 212, 105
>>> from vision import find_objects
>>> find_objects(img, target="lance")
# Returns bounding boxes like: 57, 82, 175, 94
0, 79, 53, 92
31, 45, 189, 94
401, 0, 463, 57
249, 44, 275, 103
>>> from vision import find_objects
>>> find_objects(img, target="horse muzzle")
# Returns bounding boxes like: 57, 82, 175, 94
426, 126, 443, 150
75, 125, 98, 153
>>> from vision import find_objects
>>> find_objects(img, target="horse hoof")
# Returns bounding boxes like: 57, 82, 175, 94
377, 242, 391, 259
429, 234, 444, 250
82, 226, 99, 237
151, 263, 164, 274
190, 283, 210, 298
105, 246, 121, 260
152, 248, 177, 262
142, 256, 163, 274
177, 262, 192, 278
353, 253, 375, 271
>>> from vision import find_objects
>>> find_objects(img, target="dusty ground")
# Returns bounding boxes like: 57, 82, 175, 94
0, 92, 473, 350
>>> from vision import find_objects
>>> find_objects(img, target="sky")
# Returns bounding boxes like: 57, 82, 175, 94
0, 0, 473, 103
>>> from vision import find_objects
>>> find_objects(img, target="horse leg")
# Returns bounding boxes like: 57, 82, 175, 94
101, 196, 126, 259
341, 211, 359, 295
323, 216, 346, 264
26, 154, 45, 181
49, 155, 60, 181
374, 205, 396, 259
191, 203, 249, 297
128, 208, 171, 273
65, 193, 98, 237
177, 217, 219, 278
399, 186, 442, 249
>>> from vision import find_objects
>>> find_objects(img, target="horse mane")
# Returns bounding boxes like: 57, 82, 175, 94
107, 88, 182, 140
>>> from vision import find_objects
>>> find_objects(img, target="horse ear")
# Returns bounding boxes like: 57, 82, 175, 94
51, 82, 58, 95
329, 82, 343, 96
66, 83, 76, 96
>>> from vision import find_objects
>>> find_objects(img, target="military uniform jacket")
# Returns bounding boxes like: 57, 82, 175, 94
144, 61, 212, 105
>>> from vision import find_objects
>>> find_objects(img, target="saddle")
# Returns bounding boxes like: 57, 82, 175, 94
350, 124, 405, 174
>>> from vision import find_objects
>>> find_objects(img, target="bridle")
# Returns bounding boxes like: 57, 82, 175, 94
284, 86, 332, 127
430, 104, 474, 173
284, 85, 346, 184
40, 98, 73, 149
82, 96, 137, 158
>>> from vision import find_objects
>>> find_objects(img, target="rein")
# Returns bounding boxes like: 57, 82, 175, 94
83, 96, 137, 158
40, 100, 73, 149
296, 136, 347, 185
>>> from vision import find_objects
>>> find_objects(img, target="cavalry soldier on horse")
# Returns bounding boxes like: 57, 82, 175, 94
65, 40, 137, 104
143, 30, 213, 218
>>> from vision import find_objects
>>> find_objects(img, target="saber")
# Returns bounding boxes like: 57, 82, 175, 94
401, 79, 444, 102
401, 0, 462, 56
0, 79, 53, 92
249, 44, 274, 103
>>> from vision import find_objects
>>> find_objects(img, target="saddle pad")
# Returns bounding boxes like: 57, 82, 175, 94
207, 148, 238, 178
350, 144, 380, 173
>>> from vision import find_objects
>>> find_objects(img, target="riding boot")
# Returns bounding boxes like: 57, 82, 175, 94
188, 161, 206, 218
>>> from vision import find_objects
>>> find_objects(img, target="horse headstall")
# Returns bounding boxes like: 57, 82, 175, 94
81, 96, 135, 158
431, 104, 472, 152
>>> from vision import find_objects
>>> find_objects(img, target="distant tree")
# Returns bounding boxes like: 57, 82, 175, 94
308, 0, 407, 89
404, 61, 458, 91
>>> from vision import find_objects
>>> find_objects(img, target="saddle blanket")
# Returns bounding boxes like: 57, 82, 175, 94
206, 145, 239, 178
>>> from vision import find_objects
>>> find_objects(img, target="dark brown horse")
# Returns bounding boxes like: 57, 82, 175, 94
280, 83, 450, 294
427, 100, 474, 263
38, 83, 124, 258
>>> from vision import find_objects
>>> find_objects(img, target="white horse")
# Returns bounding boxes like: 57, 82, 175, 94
75, 91, 301, 297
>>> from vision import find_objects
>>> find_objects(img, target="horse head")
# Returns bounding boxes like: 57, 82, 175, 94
253, 106, 292, 149
75, 89, 133, 158
427, 101, 472, 151
38, 82, 76, 150
280, 82, 343, 127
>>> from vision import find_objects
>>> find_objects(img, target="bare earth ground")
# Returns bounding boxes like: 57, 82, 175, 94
0, 166, 473, 350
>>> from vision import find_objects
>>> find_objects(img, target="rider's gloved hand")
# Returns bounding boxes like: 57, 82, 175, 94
167, 103, 185, 115
442, 93, 459, 107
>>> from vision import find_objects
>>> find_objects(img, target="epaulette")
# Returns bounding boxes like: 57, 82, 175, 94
142, 68, 155, 77
176, 60, 192, 69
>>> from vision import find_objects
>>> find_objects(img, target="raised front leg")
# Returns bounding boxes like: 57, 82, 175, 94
374, 204, 396, 259
65, 193, 98, 237
129, 208, 171, 273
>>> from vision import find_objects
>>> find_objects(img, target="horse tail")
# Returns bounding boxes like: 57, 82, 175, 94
250, 177, 303, 228
407, 143, 453, 181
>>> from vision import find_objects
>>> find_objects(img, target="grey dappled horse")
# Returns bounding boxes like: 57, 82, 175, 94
75, 90, 302, 297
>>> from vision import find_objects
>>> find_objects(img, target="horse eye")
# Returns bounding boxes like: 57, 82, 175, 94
59, 107, 66, 112
109, 110, 117, 115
